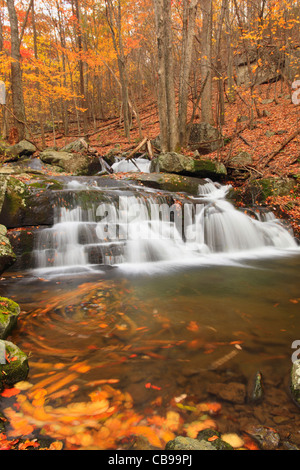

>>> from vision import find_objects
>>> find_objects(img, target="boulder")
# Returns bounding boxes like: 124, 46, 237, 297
236, 47, 281, 86
40, 149, 101, 175
0, 340, 29, 389
152, 152, 226, 180
228, 151, 253, 168
0, 225, 16, 274
0, 140, 36, 160
0, 297, 20, 339
60, 138, 88, 153
188, 123, 223, 154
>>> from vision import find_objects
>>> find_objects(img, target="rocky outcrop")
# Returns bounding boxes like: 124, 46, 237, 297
0, 175, 58, 228
0, 225, 16, 274
151, 152, 227, 180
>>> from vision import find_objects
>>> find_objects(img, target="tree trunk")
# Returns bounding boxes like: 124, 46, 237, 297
177, 0, 198, 147
153, 0, 178, 152
105, 0, 131, 140
200, 0, 213, 125
74, 0, 88, 138
6, 0, 26, 141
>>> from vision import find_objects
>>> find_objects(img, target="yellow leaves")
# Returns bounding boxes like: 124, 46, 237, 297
165, 411, 181, 432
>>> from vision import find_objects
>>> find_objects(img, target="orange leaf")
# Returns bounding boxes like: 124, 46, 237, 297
1, 388, 20, 398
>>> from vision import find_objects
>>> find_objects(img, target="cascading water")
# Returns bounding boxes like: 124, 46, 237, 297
32, 178, 299, 275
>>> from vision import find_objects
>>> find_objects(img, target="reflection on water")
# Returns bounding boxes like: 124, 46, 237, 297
1, 254, 300, 448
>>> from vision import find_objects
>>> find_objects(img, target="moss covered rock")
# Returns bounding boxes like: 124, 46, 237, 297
246, 177, 296, 203
0, 297, 20, 340
0, 175, 57, 228
152, 153, 227, 180
0, 225, 16, 274
0, 340, 29, 388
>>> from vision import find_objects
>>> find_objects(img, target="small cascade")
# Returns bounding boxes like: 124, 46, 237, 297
32, 178, 299, 275
111, 157, 152, 173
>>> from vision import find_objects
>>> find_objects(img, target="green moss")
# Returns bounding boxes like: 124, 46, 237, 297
5, 177, 29, 216
0, 340, 29, 386
0, 297, 20, 339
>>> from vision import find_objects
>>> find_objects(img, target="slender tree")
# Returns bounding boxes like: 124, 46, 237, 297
6, 0, 26, 140
153, 0, 178, 152
200, 0, 213, 125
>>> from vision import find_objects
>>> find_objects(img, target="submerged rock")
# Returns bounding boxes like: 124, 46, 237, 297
196, 429, 234, 450
207, 381, 246, 404
165, 436, 217, 450
244, 425, 280, 450
0, 340, 29, 389
0, 297, 20, 339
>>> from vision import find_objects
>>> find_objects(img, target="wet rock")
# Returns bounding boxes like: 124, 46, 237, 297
196, 429, 233, 450
0, 176, 57, 228
247, 371, 264, 404
165, 436, 217, 450
153, 152, 227, 180
124, 172, 210, 196
0, 340, 29, 388
207, 381, 246, 404
0, 297, 20, 339
245, 425, 280, 450
290, 359, 300, 406
0, 225, 16, 274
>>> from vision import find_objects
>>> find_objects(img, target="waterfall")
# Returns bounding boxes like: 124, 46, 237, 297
32, 178, 299, 275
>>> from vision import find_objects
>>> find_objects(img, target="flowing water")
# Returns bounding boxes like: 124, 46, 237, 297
1, 177, 300, 449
